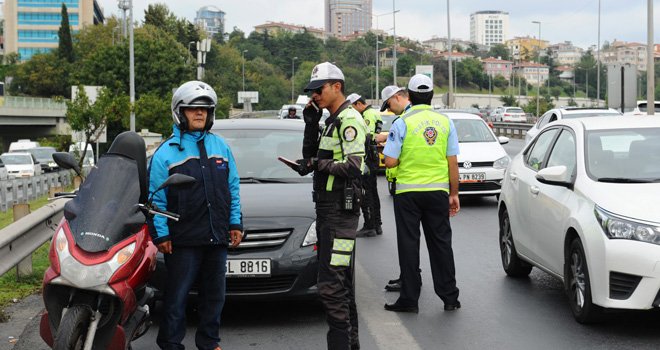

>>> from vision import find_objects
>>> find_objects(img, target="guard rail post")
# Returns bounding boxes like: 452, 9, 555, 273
12, 203, 32, 277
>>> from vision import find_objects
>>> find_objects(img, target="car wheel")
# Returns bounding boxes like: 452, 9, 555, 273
565, 238, 602, 323
388, 179, 396, 196
499, 208, 532, 277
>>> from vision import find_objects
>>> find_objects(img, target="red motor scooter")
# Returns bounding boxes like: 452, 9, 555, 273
39, 131, 194, 350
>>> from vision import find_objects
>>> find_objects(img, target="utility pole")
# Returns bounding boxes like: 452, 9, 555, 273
532, 21, 541, 118
291, 56, 298, 104
647, 0, 655, 114
128, 0, 135, 132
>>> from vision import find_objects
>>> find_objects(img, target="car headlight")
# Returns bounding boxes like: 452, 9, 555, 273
302, 221, 317, 247
493, 155, 511, 170
595, 205, 660, 245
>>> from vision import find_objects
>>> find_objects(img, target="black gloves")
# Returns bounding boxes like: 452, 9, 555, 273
295, 158, 317, 176
303, 102, 323, 125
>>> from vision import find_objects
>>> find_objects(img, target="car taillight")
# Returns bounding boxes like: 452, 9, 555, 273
504, 113, 511, 116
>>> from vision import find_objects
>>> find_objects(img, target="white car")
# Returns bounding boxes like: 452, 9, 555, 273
492, 107, 526, 123
623, 100, 660, 116
0, 152, 41, 178
0, 158, 8, 180
525, 107, 621, 144
387, 111, 510, 197
498, 116, 660, 323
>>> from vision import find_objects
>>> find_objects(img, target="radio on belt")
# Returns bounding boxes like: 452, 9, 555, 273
342, 186, 354, 211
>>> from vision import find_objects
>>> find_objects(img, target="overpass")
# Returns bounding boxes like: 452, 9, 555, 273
0, 96, 68, 152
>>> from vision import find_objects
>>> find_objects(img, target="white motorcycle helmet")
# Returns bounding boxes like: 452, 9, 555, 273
171, 81, 217, 131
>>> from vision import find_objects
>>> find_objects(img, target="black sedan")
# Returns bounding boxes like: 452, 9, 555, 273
150, 119, 318, 300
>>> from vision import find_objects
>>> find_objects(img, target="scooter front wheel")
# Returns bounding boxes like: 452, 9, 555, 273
53, 305, 92, 350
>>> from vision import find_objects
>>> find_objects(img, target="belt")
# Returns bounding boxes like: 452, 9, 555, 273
312, 190, 343, 203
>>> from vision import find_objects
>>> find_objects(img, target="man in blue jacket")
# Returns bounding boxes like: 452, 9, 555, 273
149, 81, 243, 350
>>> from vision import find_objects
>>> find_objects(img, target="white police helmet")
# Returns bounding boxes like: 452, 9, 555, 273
171, 81, 217, 130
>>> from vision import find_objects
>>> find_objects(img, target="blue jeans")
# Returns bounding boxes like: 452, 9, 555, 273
157, 245, 227, 350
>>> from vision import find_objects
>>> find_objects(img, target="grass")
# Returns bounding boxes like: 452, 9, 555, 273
0, 187, 72, 322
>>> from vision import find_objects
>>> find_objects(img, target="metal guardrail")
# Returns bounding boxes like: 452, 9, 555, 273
0, 171, 73, 212
491, 122, 533, 139
0, 96, 67, 110
229, 110, 279, 119
0, 199, 67, 276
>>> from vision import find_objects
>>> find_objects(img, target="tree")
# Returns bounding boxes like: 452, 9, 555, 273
488, 44, 510, 60
550, 86, 562, 100
58, 4, 74, 63
66, 86, 130, 167
9, 52, 71, 97
500, 94, 517, 106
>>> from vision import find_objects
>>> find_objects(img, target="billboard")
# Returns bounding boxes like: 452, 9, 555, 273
415, 65, 434, 82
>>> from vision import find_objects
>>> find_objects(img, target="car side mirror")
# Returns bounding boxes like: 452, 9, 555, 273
498, 136, 509, 144
536, 165, 572, 188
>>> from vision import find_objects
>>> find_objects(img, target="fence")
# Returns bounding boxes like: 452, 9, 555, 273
491, 122, 534, 139
0, 171, 73, 212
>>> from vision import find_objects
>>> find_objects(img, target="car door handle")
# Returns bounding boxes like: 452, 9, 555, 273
509, 172, 518, 181
530, 186, 540, 195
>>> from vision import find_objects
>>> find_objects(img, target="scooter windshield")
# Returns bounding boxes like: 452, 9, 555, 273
64, 154, 146, 253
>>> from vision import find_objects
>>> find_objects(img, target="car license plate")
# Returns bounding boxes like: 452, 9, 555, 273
226, 259, 271, 278
459, 172, 486, 182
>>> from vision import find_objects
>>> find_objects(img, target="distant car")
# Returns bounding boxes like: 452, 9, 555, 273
278, 104, 303, 119
0, 157, 8, 180
150, 119, 319, 300
525, 107, 622, 144
623, 100, 660, 116
492, 107, 526, 123
0, 152, 41, 178
27, 146, 58, 173
8, 139, 40, 152
498, 116, 660, 324
384, 111, 511, 197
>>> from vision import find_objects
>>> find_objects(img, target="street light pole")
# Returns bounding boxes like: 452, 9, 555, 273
242, 50, 248, 91
532, 20, 541, 118
392, 0, 397, 85
596, 0, 601, 107
128, 0, 135, 132
291, 56, 298, 103
646, 0, 655, 115
376, 39, 380, 103
447, 0, 454, 108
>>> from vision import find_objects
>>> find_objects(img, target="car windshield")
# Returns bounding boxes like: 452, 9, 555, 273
212, 128, 312, 182
638, 103, 660, 112
381, 115, 398, 132
0, 154, 31, 164
453, 119, 496, 143
586, 128, 660, 182
28, 148, 55, 161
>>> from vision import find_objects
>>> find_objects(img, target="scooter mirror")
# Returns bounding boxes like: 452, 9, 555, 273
52, 152, 82, 176
156, 174, 196, 193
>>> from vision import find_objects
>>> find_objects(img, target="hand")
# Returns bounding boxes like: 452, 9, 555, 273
157, 241, 172, 254
449, 194, 460, 217
230, 230, 243, 248
303, 101, 322, 124
295, 158, 316, 176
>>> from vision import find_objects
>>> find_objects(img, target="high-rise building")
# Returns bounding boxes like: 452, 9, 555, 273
3, 0, 104, 61
195, 5, 224, 38
325, 0, 372, 38
470, 10, 509, 47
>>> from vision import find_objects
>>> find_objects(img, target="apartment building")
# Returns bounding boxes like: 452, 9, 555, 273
470, 10, 509, 47
3, 0, 104, 61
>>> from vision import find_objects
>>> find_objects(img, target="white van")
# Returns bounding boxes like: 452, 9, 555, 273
9, 139, 40, 152
69, 142, 95, 167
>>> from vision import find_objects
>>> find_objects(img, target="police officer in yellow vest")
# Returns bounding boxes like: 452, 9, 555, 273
382, 74, 462, 313
347, 93, 383, 237
295, 62, 366, 350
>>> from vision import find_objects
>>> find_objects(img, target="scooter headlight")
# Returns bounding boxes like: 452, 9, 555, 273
59, 242, 136, 290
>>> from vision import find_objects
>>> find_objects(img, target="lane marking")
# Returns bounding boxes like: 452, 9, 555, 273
355, 262, 422, 350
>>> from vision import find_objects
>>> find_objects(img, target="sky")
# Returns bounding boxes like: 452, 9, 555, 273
97, 0, 658, 49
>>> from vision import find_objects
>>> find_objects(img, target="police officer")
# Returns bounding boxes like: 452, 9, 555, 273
347, 93, 382, 237
382, 74, 461, 313
295, 62, 366, 350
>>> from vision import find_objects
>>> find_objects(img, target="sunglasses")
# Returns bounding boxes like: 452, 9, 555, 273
311, 84, 329, 95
